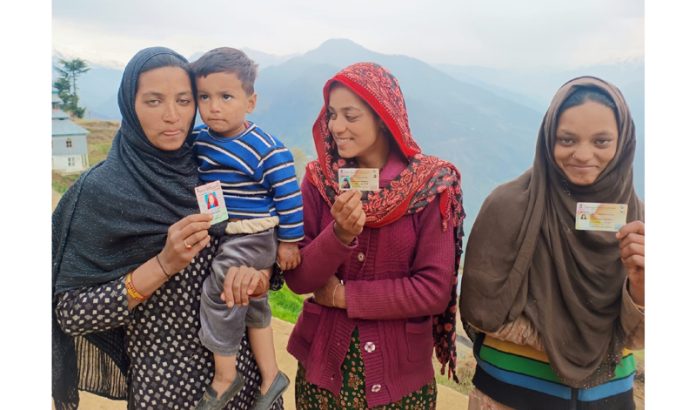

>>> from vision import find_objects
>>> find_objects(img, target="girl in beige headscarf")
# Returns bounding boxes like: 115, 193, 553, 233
460, 76, 644, 410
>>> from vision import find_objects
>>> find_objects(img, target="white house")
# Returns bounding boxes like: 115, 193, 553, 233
52, 91, 89, 173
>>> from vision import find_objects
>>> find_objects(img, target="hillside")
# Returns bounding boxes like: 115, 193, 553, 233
437, 60, 645, 198
51, 119, 120, 194
58, 39, 645, 238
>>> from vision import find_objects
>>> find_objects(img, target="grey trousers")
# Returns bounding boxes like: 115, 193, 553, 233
199, 228, 277, 356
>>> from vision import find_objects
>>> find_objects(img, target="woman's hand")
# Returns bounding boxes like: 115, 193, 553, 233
220, 266, 271, 307
313, 275, 345, 309
158, 213, 212, 275
617, 220, 645, 306
331, 190, 366, 245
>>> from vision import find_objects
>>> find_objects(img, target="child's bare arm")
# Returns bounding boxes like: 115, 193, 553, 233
277, 241, 301, 271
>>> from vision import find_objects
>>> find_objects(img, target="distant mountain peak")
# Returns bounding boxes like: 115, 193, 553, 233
315, 38, 367, 51
301, 38, 379, 65
189, 47, 295, 69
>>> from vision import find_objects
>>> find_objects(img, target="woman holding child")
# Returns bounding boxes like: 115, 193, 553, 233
459, 77, 645, 410
284, 62, 464, 408
52, 47, 282, 410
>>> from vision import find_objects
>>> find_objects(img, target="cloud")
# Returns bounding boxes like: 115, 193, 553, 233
52, 0, 643, 69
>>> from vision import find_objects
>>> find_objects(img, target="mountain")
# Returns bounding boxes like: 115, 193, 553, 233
249, 39, 544, 231
189, 48, 296, 69
53, 48, 297, 121
437, 59, 644, 112
52, 51, 124, 119
78, 67, 124, 119
241, 48, 298, 68
437, 60, 645, 198
54, 39, 644, 234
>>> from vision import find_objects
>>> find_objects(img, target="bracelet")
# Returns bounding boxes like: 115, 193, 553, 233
333, 222, 356, 246
125, 272, 149, 301
155, 254, 171, 279
331, 281, 343, 308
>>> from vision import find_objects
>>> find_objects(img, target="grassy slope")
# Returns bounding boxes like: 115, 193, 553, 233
52, 119, 119, 193
268, 284, 304, 324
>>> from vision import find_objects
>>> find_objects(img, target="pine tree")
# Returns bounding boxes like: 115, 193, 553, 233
54, 58, 90, 118
52, 77, 71, 107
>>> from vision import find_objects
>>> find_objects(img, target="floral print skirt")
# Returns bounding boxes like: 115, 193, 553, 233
295, 329, 437, 409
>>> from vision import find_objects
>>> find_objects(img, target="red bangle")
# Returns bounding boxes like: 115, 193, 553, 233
125, 272, 149, 301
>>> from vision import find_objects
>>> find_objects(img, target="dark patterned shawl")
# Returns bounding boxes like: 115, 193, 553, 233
52, 47, 226, 409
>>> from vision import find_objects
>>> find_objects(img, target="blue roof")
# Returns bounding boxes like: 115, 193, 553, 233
53, 117, 88, 137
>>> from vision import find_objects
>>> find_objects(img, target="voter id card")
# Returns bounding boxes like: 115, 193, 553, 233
575, 202, 627, 232
195, 180, 228, 224
338, 168, 379, 191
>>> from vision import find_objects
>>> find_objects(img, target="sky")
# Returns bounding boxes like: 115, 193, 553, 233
1, 1, 695, 408
52, 0, 644, 70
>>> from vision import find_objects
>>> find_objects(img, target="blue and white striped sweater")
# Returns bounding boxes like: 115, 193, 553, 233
193, 122, 304, 242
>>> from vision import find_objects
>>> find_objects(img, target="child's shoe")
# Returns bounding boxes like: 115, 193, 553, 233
251, 371, 290, 410
195, 374, 246, 410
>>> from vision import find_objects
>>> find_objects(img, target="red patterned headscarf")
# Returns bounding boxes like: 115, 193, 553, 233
306, 62, 465, 381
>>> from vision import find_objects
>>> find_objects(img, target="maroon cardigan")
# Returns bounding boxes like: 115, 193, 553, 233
285, 153, 455, 407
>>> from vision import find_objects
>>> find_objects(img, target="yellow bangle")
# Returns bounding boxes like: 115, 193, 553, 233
125, 272, 149, 301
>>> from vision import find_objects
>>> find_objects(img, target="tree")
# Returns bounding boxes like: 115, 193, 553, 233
53, 77, 71, 105
54, 58, 90, 118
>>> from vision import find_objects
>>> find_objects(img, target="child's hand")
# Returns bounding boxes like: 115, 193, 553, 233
277, 242, 301, 271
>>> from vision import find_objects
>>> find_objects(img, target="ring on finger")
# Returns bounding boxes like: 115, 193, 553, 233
184, 239, 193, 249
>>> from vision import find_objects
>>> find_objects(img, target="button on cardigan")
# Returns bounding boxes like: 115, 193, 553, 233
285, 152, 455, 407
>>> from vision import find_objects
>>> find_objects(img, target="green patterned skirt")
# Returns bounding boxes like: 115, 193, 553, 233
295, 329, 437, 409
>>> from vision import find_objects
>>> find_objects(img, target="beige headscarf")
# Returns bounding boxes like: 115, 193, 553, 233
459, 76, 644, 388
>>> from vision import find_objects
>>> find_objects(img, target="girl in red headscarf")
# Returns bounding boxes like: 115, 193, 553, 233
284, 62, 464, 409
